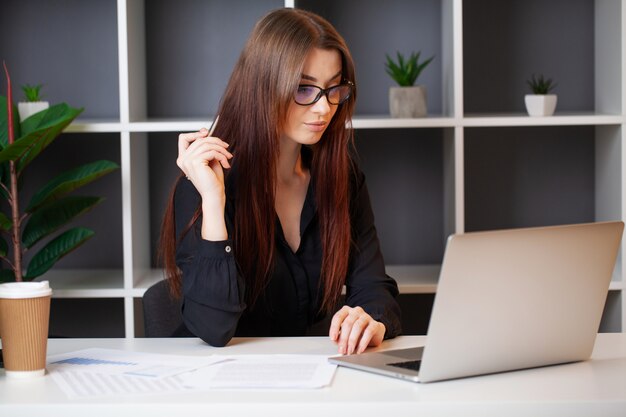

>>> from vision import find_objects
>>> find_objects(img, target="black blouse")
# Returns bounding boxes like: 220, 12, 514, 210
174, 159, 402, 347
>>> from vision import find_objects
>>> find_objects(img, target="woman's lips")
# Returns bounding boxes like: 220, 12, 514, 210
305, 121, 327, 132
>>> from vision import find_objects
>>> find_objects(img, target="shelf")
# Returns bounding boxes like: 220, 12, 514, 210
132, 269, 166, 297
463, 113, 624, 127
63, 113, 624, 134
386, 264, 440, 294
131, 117, 454, 131
65, 119, 123, 133
129, 119, 215, 133
128, 117, 452, 132
351, 115, 456, 129
37, 269, 125, 298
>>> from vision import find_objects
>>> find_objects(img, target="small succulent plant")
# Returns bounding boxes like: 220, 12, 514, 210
385, 51, 434, 87
21, 84, 44, 102
527, 74, 557, 95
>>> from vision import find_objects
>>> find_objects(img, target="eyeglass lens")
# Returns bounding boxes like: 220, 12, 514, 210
295, 84, 352, 105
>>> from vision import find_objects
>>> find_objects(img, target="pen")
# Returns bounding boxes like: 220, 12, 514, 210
208, 114, 219, 136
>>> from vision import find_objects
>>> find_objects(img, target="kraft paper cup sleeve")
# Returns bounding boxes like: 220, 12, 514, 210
0, 281, 52, 378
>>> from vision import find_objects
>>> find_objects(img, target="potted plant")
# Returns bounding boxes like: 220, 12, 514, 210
385, 51, 434, 118
18, 84, 49, 122
525, 74, 558, 117
1, 62, 119, 282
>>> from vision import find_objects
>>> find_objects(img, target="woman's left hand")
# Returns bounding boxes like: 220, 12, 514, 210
329, 306, 386, 355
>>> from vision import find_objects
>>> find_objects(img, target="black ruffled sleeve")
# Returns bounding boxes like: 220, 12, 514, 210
174, 179, 246, 346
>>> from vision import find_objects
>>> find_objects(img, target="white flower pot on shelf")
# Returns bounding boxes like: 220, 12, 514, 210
18, 101, 49, 122
389, 85, 427, 118
524, 94, 557, 117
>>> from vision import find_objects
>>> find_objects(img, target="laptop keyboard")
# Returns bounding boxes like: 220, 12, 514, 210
388, 360, 421, 372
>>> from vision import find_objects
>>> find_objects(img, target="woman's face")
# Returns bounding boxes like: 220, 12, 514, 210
282, 47, 343, 147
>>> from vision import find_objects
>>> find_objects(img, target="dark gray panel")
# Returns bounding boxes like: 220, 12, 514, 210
464, 0, 594, 113
49, 298, 125, 338
464, 126, 595, 232
599, 291, 621, 333
146, 0, 284, 118
0, 0, 119, 119
19, 133, 123, 269
297, 0, 442, 115
397, 293, 434, 335
355, 129, 445, 264
148, 132, 181, 265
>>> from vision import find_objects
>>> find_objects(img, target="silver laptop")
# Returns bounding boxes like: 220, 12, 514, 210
329, 221, 624, 383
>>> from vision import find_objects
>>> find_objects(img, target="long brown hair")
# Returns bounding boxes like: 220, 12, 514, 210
159, 8, 357, 314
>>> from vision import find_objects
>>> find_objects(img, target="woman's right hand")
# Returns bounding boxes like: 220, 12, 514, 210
176, 126, 233, 205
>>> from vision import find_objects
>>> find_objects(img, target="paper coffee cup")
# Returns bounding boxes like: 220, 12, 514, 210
0, 281, 52, 378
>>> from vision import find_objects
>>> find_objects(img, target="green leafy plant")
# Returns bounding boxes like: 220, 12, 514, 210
21, 84, 43, 102
385, 51, 434, 87
1, 62, 119, 282
527, 74, 557, 95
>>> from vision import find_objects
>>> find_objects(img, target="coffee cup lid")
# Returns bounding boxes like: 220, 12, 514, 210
0, 280, 52, 298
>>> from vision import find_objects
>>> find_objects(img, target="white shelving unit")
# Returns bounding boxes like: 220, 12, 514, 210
2, 0, 624, 336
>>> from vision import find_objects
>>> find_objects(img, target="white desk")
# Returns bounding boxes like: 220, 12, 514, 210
1, 334, 625, 417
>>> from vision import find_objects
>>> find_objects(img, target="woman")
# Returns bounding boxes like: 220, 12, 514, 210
160, 8, 401, 355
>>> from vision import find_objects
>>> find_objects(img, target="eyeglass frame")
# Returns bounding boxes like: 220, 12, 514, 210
293, 80, 355, 106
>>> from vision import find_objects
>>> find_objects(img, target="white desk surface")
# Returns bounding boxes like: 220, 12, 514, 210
1, 334, 625, 417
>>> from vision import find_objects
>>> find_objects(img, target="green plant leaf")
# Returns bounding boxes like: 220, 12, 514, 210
21, 84, 43, 102
0, 103, 83, 172
0, 234, 8, 257
18, 102, 78, 137
26, 160, 119, 212
0, 268, 15, 283
22, 196, 103, 249
0, 95, 21, 149
25, 227, 95, 280
0, 211, 12, 231
527, 73, 557, 94
384, 51, 434, 87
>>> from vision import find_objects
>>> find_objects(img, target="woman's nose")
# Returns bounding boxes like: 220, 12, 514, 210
311, 94, 331, 115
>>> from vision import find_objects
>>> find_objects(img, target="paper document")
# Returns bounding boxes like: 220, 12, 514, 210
182, 355, 337, 388
47, 348, 223, 399
51, 369, 192, 399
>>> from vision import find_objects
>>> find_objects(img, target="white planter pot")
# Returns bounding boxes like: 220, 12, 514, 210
18, 101, 50, 122
524, 94, 557, 117
389, 85, 427, 118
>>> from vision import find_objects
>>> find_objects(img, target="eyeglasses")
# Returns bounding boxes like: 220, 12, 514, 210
294, 81, 354, 106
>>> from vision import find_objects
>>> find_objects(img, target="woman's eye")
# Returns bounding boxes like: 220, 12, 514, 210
298, 86, 315, 94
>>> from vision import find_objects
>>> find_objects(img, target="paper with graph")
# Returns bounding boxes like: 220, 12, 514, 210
47, 348, 222, 398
